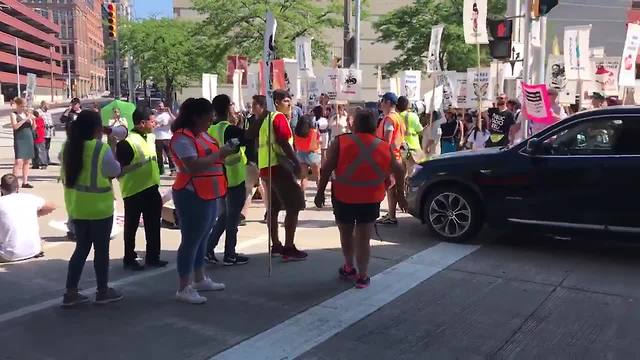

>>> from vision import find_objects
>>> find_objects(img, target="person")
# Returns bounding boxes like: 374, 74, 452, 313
107, 107, 128, 151
329, 104, 349, 141
10, 98, 35, 189
40, 101, 55, 167
466, 117, 490, 151
483, 94, 515, 148
250, 91, 307, 261
154, 101, 176, 176
506, 99, 523, 143
206, 94, 250, 266
375, 92, 405, 226
316, 108, 330, 163
0, 174, 55, 263
440, 109, 463, 154
397, 96, 424, 174
314, 110, 407, 289
170, 98, 233, 304
422, 110, 446, 160
60, 98, 82, 133
289, 103, 304, 131
116, 107, 167, 271
61, 110, 123, 307
591, 92, 606, 109
31, 110, 47, 169
240, 111, 263, 224
294, 111, 321, 194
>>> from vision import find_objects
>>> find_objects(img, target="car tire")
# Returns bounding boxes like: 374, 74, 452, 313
423, 185, 483, 242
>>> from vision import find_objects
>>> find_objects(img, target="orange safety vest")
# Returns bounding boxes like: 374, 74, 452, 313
170, 128, 227, 200
376, 112, 405, 160
333, 133, 391, 204
294, 128, 320, 153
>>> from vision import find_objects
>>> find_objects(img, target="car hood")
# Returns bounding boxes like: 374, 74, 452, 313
429, 147, 504, 161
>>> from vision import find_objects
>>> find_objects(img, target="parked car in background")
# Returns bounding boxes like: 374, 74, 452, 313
406, 106, 640, 242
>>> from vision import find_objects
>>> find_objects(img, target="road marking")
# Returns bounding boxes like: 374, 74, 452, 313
212, 242, 480, 360
0, 235, 267, 324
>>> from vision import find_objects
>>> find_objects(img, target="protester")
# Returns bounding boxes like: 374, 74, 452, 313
40, 101, 55, 167
60, 98, 82, 133
289, 103, 304, 130
240, 111, 263, 224
466, 117, 490, 151
154, 101, 176, 176
440, 109, 464, 153
31, 110, 47, 169
315, 107, 330, 163
206, 94, 250, 266
0, 174, 55, 263
91, 102, 100, 112
107, 107, 128, 151
483, 94, 515, 148
170, 98, 232, 304
116, 107, 167, 271
548, 88, 567, 121
10, 98, 34, 189
329, 104, 349, 140
294, 111, 321, 194
315, 110, 407, 289
61, 110, 123, 307
397, 96, 424, 175
375, 92, 405, 226
251, 91, 307, 261
422, 110, 446, 160
591, 92, 606, 109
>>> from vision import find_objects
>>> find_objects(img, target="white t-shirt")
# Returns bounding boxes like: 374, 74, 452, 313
422, 118, 446, 158
154, 112, 174, 140
0, 193, 45, 262
468, 128, 491, 150
316, 117, 330, 149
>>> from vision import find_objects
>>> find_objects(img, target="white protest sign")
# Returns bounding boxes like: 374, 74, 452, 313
338, 68, 362, 101
619, 23, 640, 87
467, 67, 492, 108
401, 70, 422, 101
564, 25, 592, 80
592, 57, 620, 96
463, 0, 489, 44
427, 25, 444, 73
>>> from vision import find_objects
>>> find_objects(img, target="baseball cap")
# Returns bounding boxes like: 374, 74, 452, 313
381, 92, 398, 105
592, 92, 605, 101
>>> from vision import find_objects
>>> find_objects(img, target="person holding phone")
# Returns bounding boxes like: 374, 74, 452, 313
206, 94, 250, 266
10, 98, 35, 188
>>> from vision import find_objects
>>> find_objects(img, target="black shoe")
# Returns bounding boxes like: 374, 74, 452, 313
338, 264, 357, 280
123, 260, 145, 271
21, 183, 33, 189
238, 214, 247, 226
94, 288, 124, 305
66, 231, 76, 241
260, 211, 268, 224
205, 252, 220, 264
271, 242, 284, 257
145, 259, 169, 268
223, 254, 249, 266
61, 292, 90, 308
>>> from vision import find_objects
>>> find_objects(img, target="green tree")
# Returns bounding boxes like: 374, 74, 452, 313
374, 0, 506, 76
118, 18, 222, 107
191, 0, 344, 64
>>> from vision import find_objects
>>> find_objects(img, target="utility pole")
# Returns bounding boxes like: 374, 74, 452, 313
114, 39, 121, 99
67, 58, 72, 99
15, 37, 20, 96
522, 0, 532, 139
354, 0, 361, 69
343, 0, 352, 68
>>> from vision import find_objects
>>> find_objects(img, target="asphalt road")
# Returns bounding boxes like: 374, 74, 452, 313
1, 129, 639, 360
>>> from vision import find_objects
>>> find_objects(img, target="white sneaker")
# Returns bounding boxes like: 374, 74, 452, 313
192, 277, 225, 292
175, 285, 207, 304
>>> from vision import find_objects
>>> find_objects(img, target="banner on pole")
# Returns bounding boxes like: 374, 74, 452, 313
619, 23, 640, 87
522, 83, 554, 125
226, 55, 248, 85
389, 77, 400, 94
563, 25, 592, 80
427, 25, 444, 73
463, 0, 489, 44
25, 73, 36, 107
443, 71, 457, 108
272, 59, 287, 91
454, 73, 469, 108
307, 78, 321, 105
546, 55, 575, 105
248, 72, 259, 97
530, 19, 541, 48
591, 57, 620, 96
467, 67, 492, 108
424, 85, 444, 112
338, 68, 362, 101
295, 37, 314, 78
262, 11, 277, 111
232, 69, 245, 111
284, 59, 300, 99
401, 70, 422, 101
376, 65, 382, 97
321, 68, 340, 101
201, 73, 217, 100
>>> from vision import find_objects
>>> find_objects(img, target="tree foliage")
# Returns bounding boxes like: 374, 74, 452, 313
118, 18, 219, 107
191, 0, 344, 64
374, 0, 506, 76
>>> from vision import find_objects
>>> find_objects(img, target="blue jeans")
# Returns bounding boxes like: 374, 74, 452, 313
207, 182, 246, 257
173, 189, 217, 277
66, 217, 113, 291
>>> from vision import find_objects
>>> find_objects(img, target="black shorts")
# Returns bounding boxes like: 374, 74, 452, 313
332, 197, 380, 225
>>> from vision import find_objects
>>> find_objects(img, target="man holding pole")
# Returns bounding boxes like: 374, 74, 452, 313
250, 91, 307, 261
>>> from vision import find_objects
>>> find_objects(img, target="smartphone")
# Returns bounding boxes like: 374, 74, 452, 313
227, 138, 240, 149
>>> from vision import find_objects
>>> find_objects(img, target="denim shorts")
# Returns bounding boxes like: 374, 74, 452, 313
296, 151, 321, 165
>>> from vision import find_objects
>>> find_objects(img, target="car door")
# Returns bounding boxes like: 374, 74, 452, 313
520, 117, 617, 230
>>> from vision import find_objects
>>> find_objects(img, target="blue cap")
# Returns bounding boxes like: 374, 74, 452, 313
382, 92, 398, 105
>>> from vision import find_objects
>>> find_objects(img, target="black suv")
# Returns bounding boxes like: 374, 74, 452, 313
407, 106, 640, 242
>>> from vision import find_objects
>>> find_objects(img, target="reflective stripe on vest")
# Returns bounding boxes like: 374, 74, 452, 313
120, 142, 157, 175
119, 132, 160, 198
334, 134, 386, 187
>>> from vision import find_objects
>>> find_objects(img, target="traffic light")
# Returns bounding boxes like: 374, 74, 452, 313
106, 2, 117, 39
488, 19, 512, 60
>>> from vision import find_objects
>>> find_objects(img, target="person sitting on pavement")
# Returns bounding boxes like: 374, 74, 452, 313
315, 109, 407, 289
0, 174, 55, 263
116, 107, 168, 271
61, 110, 123, 307
206, 94, 250, 266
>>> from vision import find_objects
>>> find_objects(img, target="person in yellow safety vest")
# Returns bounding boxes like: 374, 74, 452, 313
397, 96, 425, 176
116, 107, 168, 271
248, 91, 307, 261
61, 110, 124, 307
205, 94, 250, 266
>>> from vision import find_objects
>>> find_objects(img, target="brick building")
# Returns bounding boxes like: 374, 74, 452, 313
0, 0, 64, 103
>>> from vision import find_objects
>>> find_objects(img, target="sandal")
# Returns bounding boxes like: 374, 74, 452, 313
376, 215, 398, 225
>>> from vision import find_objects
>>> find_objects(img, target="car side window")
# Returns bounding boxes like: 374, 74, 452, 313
540, 118, 629, 156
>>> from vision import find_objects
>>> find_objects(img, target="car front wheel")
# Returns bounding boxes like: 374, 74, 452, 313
423, 186, 482, 242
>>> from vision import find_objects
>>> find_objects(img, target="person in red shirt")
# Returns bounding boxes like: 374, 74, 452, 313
31, 110, 47, 169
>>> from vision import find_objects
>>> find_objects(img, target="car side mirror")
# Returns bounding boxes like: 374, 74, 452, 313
526, 138, 542, 155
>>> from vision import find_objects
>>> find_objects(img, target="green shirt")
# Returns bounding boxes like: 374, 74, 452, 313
400, 111, 423, 151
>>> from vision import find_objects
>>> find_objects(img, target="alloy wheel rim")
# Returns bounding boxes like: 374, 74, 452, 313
428, 192, 471, 238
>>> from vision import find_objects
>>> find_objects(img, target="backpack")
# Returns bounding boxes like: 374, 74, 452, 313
295, 115, 313, 138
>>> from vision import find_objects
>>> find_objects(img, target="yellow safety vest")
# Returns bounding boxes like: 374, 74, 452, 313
119, 131, 160, 198
208, 121, 247, 188
62, 140, 114, 220
258, 111, 293, 170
